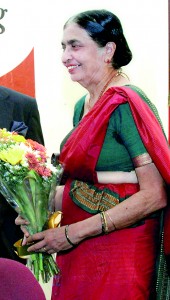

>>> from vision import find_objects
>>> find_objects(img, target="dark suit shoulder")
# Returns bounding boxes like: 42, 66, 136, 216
0, 86, 44, 145
0, 86, 35, 105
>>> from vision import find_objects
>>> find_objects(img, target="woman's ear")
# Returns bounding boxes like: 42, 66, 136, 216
106, 42, 116, 54
104, 42, 116, 63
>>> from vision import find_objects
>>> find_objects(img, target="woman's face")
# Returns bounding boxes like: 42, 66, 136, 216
61, 23, 106, 88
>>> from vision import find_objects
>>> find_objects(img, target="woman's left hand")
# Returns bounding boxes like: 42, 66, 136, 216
15, 215, 30, 245
26, 226, 73, 254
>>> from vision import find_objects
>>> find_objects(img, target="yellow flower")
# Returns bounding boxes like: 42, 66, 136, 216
0, 148, 25, 165
0, 128, 26, 143
0, 128, 10, 137
11, 134, 26, 143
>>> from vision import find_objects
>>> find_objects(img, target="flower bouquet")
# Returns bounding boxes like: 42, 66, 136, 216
0, 129, 63, 283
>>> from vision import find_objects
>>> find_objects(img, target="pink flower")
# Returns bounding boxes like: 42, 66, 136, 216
25, 153, 52, 176
35, 165, 52, 177
26, 139, 46, 153
38, 152, 47, 162
26, 152, 39, 169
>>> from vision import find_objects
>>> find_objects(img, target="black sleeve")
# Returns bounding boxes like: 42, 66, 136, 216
24, 100, 44, 145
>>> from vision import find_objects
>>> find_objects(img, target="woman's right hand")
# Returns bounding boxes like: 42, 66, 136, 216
15, 215, 30, 245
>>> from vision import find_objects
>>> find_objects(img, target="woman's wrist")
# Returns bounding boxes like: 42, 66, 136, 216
69, 215, 102, 243
66, 210, 118, 245
65, 225, 77, 247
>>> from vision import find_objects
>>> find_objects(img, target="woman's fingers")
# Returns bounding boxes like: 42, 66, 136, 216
15, 215, 30, 238
21, 235, 28, 246
21, 225, 30, 237
15, 215, 29, 225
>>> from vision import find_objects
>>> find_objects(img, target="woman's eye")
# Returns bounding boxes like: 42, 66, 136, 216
72, 44, 81, 49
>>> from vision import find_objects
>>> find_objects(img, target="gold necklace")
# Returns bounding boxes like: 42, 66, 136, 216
87, 71, 120, 111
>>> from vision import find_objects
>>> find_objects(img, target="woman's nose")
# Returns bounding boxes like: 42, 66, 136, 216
61, 47, 72, 64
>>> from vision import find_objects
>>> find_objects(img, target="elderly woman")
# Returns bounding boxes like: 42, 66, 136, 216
16, 9, 170, 300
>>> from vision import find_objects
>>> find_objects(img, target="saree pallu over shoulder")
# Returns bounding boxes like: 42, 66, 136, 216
60, 86, 170, 184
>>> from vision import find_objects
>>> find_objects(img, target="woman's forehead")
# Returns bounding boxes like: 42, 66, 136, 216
62, 23, 90, 43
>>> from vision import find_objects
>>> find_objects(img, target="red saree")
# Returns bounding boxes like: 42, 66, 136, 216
52, 86, 170, 300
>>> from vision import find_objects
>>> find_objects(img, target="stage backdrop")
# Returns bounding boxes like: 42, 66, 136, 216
0, 0, 169, 155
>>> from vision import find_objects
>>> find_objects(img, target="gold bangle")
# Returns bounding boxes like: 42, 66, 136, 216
105, 211, 117, 230
100, 212, 105, 233
100, 211, 108, 234
103, 212, 109, 233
